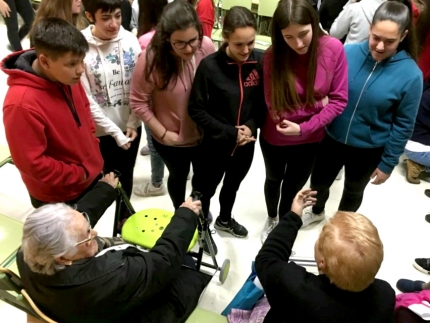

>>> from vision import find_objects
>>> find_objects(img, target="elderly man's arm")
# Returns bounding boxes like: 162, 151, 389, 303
74, 173, 118, 227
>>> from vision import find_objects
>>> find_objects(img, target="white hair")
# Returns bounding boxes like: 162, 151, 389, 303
22, 203, 79, 275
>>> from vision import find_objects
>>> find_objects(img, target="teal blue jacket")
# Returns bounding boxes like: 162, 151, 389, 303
327, 40, 423, 174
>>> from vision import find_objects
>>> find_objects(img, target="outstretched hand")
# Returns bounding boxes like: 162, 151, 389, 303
291, 188, 317, 217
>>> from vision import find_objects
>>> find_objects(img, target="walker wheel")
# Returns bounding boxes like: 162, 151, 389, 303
219, 259, 230, 284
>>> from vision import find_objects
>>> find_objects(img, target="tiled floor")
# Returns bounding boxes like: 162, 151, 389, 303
1, 20, 430, 323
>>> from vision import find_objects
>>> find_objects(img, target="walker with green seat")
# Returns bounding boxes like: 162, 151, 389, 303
113, 182, 231, 284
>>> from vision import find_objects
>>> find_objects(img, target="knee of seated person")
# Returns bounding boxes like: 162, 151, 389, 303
315, 211, 383, 292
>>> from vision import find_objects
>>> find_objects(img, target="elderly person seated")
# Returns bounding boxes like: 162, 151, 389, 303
16, 173, 210, 323
255, 188, 395, 323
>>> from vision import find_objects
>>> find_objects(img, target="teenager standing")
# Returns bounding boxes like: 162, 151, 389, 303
260, 0, 348, 243
130, 0, 215, 210
189, 6, 264, 238
80, 0, 142, 209
1, 0, 34, 51
307, 0, 423, 221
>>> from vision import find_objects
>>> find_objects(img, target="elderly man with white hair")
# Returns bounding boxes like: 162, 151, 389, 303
16, 173, 210, 323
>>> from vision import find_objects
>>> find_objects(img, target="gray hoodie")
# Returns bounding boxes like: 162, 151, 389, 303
330, 0, 386, 44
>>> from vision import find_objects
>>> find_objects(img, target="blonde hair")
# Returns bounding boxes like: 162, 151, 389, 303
32, 0, 86, 30
318, 211, 383, 292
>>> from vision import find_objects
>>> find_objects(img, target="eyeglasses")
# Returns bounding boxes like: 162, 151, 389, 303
171, 37, 200, 50
75, 212, 96, 246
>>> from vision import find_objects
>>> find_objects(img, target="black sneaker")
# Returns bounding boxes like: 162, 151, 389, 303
414, 258, 430, 274
214, 216, 248, 238
203, 230, 218, 256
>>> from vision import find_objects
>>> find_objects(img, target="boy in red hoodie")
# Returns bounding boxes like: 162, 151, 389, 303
2, 17, 104, 208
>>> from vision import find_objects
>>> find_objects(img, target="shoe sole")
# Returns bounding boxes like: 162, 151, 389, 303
133, 191, 166, 197
413, 262, 430, 275
214, 223, 248, 238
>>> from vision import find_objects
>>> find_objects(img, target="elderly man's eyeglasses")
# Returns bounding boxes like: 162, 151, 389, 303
75, 212, 96, 246
171, 37, 200, 50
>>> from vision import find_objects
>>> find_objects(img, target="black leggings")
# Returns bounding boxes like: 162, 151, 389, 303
3, 0, 34, 51
98, 127, 142, 199
260, 135, 320, 219
310, 134, 384, 213
192, 141, 255, 222
152, 139, 202, 210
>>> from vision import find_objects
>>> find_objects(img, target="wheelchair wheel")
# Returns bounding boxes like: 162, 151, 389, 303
219, 259, 230, 284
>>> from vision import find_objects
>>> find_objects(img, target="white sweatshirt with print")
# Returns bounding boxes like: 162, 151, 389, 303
330, 0, 386, 45
81, 25, 142, 147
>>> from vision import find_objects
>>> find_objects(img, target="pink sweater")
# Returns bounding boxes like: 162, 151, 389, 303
262, 36, 348, 146
130, 36, 215, 146
138, 30, 155, 50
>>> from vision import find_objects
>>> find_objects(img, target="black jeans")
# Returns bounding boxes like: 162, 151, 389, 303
99, 126, 142, 199
310, 135, 384, 213
260, 135, 320, 219
3, 0, 34, 51
30, 174, 102, 208
152, 139, 202, 210
192, 140, 255, 222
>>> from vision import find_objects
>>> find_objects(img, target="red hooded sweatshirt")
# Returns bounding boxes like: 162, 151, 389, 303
1, 50, 103, 203
196, 0, 214, 38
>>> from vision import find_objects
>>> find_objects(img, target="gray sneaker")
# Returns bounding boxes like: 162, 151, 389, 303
301, 207, 325, 228
261, 216, 279, 244
140, 145, 150, 156
134, 183, 166, 197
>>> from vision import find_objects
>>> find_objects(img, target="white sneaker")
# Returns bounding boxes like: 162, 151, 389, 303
261, 216, 279, 244
301, 207, 325, 228
134, 183, 166, 197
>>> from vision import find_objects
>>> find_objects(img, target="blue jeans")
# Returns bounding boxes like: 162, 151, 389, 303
145, 124, 165, 186
405, 148, 430, 172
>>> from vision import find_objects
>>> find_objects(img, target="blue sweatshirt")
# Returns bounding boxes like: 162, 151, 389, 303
327, 40, 423, 174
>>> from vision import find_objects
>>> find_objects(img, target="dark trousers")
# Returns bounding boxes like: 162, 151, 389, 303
99, 126, 142, 199
260, 135, 320, 219
152, 139, 202, 210
310, 134, 384, 214
30, 174, 102, 208
193, 140, 255, 222
3, 0, 34, 51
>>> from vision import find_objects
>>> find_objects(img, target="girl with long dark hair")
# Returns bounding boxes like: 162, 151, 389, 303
260, 0, 348, 242
130, 0, 215, 210
307, 0, 423, 222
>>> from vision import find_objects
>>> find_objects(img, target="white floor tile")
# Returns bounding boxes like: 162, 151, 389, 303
1, 18, 430, 321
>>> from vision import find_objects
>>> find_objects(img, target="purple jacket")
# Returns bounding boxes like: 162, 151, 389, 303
262, 35, 348, 146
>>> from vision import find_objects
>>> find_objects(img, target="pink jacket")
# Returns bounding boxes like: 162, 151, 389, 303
396, 290, 430, 310
262, 36, 348, 146
138, 30, 155, 50
130, 36, 215, 146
